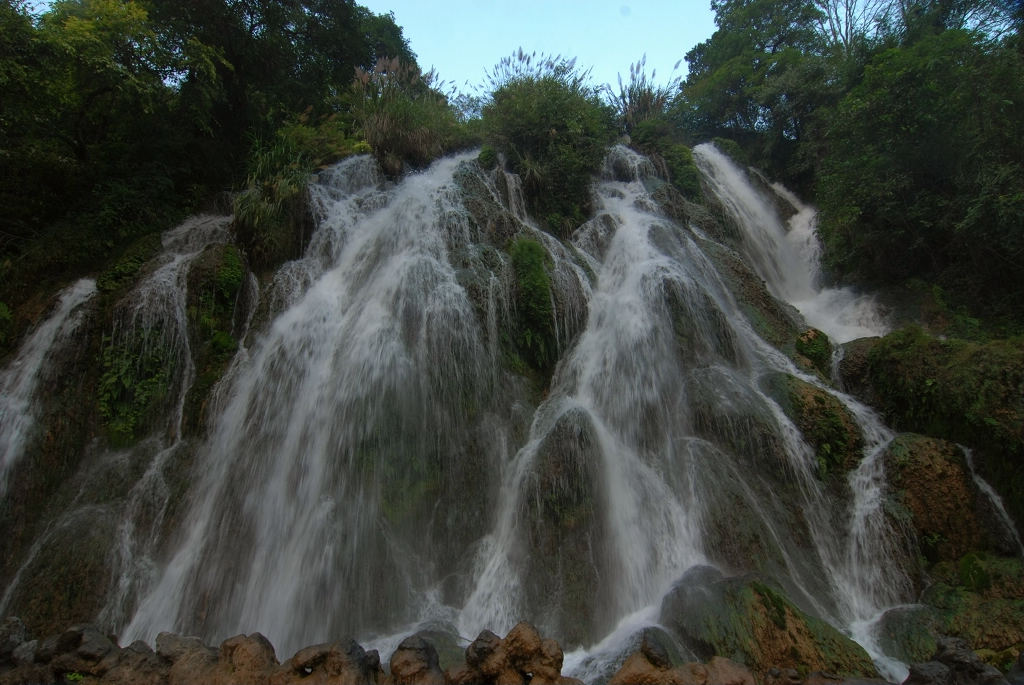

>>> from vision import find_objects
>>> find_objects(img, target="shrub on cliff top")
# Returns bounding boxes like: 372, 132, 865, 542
234, 113, 368, 271
352, 57, 468, 176
482, 50, 615, 238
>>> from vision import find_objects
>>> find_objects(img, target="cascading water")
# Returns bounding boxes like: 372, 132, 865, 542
0, 278, 97, 493
124, 153, 546, 653
9, 142, 984, 681
116, 144, 920, 680
693, 143, 889, 345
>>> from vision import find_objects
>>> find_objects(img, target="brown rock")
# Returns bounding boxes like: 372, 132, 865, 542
156, 633, 208, 663
705, 656, 756, 685
167, 640, 218, 685
444, 662, 484, 685
276, 638, 378, 685
494, 666, 527, 685
99, 641, 168, 685
503, 622, 543, 672
675, 662, 709, 685
608, 651, 677, 685
884, 434, 987, 561
467, 630, 506, 679
389, 634, 443, 685
212, 632, 278, 684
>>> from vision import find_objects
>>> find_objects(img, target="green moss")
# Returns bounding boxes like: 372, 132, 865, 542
712, 138, 749, 166
183, 245, 246, 433
96, 233, 163, 293
662, 572, 878, 677
662, 143, 702, 200
509, 237, 555, 373
795, 328, 833, 379
477, 144, 498, 170
867, 327, 1024, 528
768, 374, 863, 480
958, 552, 992, 593
97, 331, 173, 446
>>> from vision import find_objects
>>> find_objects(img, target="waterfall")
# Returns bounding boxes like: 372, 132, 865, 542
124, 153, 531, 653
693, 143, 889, 344
0, 143, 941, 680
0, 278, 97, 493
962, 446, 1024, 558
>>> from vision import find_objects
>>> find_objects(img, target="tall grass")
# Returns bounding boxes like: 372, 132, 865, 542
604, 54, 683, 134
351, 57, 466, 175
234, 113, 368, 269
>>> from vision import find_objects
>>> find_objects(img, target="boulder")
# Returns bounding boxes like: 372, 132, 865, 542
99, 640, 167, 685
920, 554, 1024, 665
795, 328, 833, 380
278, 637, 381, 684
49, 624, 116, 678
883, 434, 995, 562
905, 637, 1010, 685
705, 656, 757, 685
466, 629, 506, 679
765, 373, 864, 482
607, 650, 756, 685
387, 633, 443, 685
660, 566, 878, 679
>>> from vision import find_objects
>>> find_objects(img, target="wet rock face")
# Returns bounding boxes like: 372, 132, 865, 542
905, 637, 1010, 685
883, 434, 995, 562
659, 566, 879, 680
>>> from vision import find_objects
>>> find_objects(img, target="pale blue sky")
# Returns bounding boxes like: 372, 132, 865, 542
359, 1, 718, 94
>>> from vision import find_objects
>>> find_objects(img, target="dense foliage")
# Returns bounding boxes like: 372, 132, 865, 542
480, 51, 615, 237
3, 0, 1024, 334
0, 0, 418, 315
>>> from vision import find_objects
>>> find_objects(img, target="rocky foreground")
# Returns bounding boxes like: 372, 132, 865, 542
1, 617, 1022, 685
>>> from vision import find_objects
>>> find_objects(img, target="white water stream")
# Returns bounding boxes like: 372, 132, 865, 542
0, 278, 97, 493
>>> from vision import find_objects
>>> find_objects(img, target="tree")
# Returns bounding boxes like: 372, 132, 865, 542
816, 28, 1024, 314
678, 0, 832, 181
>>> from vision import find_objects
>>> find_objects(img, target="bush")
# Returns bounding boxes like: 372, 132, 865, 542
351, 57, 467, 176
234, 113, 368, 271
482, 51, 614, 237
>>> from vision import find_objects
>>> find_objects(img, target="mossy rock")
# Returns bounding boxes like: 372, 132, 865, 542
795, 328, 833, 380
836, 336, 880, 399
764, 373, 864, 482
508, 237, 556, 374
697, 239, 803, 352
875, 604, 943, 664
477, 145, 498, 170
662, 143, 702, 200
866, 327, 1024, 531
659, 566, 878, 678
183, 244, 247, 433
883, 434, 1005, 562
453, 161, 523, 246
520, 407, 609, 647
3, 508, 118, 638
96, 233, 163, 294
920, 556, 1024, 665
